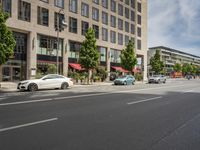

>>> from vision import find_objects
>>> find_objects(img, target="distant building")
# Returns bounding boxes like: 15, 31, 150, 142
148, 46, 200, 76
0, 0, 148, 82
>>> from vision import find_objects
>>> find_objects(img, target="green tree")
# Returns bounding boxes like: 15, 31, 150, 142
79, 28, 99, 84
47, 64, 57, 74
120, 39, 137, 73
0, 8, 16, 65
173, 63, 182, 72
182, 63, 192, 75
150, 49, 164, 74
191, 65, 198, 75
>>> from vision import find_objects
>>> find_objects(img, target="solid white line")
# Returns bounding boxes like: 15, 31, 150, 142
0, 84, 191, 106
182, 90, 194, 93
0, 98, 53, 106
127, 96, 163, 105
0, 93, 109, 106
0, 118, 58, 132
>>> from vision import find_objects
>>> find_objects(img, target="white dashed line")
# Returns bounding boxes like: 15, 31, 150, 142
0, 118, 58, 132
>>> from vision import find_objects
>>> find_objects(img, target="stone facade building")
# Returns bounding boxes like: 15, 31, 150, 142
0, 0, 147, 82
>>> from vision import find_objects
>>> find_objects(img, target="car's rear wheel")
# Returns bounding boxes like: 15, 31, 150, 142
61, 82, 69, 89
28, 83, 38, 92
163, 80, 166, 84
132, 81, 135, 85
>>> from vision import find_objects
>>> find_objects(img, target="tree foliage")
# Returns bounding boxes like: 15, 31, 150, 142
120, 39, 137, 73
150, 49, 164, 74
182, 63, 192, 75
79, 28, 99, 84
0, 8, 16, 65
173, 63, 182, 72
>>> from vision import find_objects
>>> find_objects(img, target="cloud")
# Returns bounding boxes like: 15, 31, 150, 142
148, 0, 200, 56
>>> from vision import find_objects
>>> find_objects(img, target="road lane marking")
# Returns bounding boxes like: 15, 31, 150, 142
0, 98, 53, 106
127, 96, 163, 105
0, 93, 109, 106
0, 84, 193, 106
182, 90, 194, 93
0, 118, 58, 132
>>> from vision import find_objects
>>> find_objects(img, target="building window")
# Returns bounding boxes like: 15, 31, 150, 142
137, 27, 141, 37
102, 27, 108, 41
102, 0, 108, 8
54, 12, 65, 31
131, 24, 135, 34
37, 7, 49, 26
137, 39, 141, 50
110, 49, 121, 63
92, 7, 99, 21
93, 25, 99, 39
110, 15, 116, 28
125, 7, 129, 19
69, 0, 77, 13
2, 0, 12, 15
125, 21, 129, 33
40, 0, 48, 3
81, 2, 89, 17
125, 35, 129, 46
81, 21, 89, 35
18, 0, 31, 22
37, 34, 63, 57
69, 17, 77, 33
110, 31, 116, 43
118, 18, 123, 30
102, 11, 108, 25
118, 4, 123, 16
93, 0, 99, 4
55, 0, 64, 8
118, 33, 123, 45
125, 0, 129, 5
138, 15, 141, 25
131, 11, 135, 21
138, 2, 141, 13
98, 47, 107, 62
131, 0, 135, 8
111, 0, 116, 12
69, 41, 81, 58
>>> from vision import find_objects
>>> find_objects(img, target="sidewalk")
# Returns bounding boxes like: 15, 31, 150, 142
0, 81, 145, 93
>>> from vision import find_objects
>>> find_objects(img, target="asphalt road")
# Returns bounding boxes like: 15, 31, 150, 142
0, 79, 200, 150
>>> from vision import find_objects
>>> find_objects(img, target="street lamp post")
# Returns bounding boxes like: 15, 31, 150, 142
56, 9, 67, 74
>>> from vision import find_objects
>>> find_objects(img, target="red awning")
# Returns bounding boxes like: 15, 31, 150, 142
69, 63, 84, 71
111, 66, 129, 73
132, 68, 141, 73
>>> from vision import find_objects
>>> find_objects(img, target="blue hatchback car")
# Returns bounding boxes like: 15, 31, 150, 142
114, 75, 135, 85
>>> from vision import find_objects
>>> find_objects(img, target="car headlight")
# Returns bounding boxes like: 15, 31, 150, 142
21, 82, 29, 85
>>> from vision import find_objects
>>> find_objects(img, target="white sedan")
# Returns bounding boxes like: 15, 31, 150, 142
17, 74, 73, 91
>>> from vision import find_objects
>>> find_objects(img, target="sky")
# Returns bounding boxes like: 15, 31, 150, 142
148, 0, 200, 56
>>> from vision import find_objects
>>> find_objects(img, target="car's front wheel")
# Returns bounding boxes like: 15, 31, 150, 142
61, 82, 69, 89
28, 83, 38, 91
123, 81, 127, 85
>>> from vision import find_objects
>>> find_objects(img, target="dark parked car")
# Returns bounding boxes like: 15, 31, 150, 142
114, 75, 135, 85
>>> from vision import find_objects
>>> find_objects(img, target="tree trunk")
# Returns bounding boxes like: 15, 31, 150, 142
0, 65, 2, 82
87, 69, 92, 84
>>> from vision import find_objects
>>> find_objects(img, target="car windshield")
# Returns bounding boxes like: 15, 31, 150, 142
118, 76, 127, 79
153, 75, 161, 77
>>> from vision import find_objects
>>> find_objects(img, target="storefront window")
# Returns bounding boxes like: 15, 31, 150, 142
110, 49, 121, 63
98, 47, 107, 62
2, 32, 27, 81
37, 34, 63, 75
37, 35, 63, 56
69, 41, 81, 59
